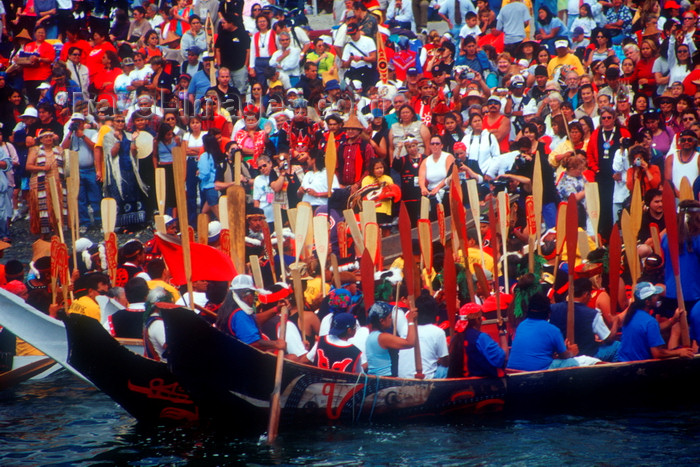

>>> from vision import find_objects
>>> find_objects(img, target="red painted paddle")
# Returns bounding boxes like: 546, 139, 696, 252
662, 181, 690, 347
444, 245, 456, 337
361, 249, 375, 308
608, 224, 621, 316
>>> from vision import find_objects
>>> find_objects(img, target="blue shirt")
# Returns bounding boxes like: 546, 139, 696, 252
661, 234, 700, 301
366, 330, 393, 376
507, 318, 566, 371
617, 309, 665, 362
197, 151, 216, 190
228, 309, 262, 345
188, 70, 212, 102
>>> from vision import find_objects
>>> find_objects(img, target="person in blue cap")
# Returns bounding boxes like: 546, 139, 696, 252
305, 312, 365, 373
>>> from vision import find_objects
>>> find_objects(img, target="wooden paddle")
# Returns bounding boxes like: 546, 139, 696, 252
466, 179, 486, 266
663, 180, 691, 347
266, 305, 287, 443
497, 191, 509, 291
525, 195, 536, 273
630, 178, 643, 245
437, 203, 446, 246
325, 132, 336, 198
273, 203, 286, 281
48, 177, 65, 244
488, 199, 503, 325
249, 255, 264, 289
66, 150, 80, 271
398, 203, 423, 379
154, 167, 167, 233
294, 203, 312, 263
649, 223, 662, 256
197, 213, 209, 245
449, 182, 476, 303
336, 221, 348, 258
100, 197, 117, 283
313, 216, 329, 297
577, 230, 590, 262
608, 225, 621, 316
342, 209, 364, 256
420, 196, 430, 221
679, 176, 693, 201
364, 222, 379, 265
361, 249, 375, 308
552, 202, 567, 277
330, 253, 341, 288
205, 13, 216, 86
417, 218, 432, 273
443, 244, 456, 337
532, 151, 544, 253
566, 193, 578, 344
584, 182, 600, 247
227, 185, 246, 274
620, 210, 639, 291
290, 264, 305, 342
173, 143, 195, 308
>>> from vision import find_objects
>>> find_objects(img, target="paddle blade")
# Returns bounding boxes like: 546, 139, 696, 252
155, 168, 166, 214
566, 193, 578, 270
325, 132, 337, 198
361, 249, 375, 307
313, 216, 329, 267
364, 222, 379, 264
555, 202, 567, 256
418, 219, 433, 272
226, 185, 246, 273
584, 182, 600, 245
197, 213, 209, 245
101, 198, 117, 235
444, 245, 457, 334
437, 203, 446, 246
608, 224, 621, 316
156, 233, 236, 286
662, 181, 680, 276
680, 176, 693, 201
294, 203, 312, 262
399, 202, 416, 297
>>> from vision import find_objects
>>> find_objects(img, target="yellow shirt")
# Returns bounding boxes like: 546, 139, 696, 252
547, 54, 585, 78
68, 295, 101, 321
361, 174, 394, 217
457, 247, 496, 275
148, 279, 182, 302
304, 276, 329, 309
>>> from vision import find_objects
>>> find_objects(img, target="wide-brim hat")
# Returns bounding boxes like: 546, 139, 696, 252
15, 29, 31, 41
343, 113, 364, 130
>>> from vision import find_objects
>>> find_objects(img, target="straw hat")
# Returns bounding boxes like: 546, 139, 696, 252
15, 29, 32, 41
343, 113, 364, 130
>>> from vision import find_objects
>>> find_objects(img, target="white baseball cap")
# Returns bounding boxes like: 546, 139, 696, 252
634, 282, 664, 300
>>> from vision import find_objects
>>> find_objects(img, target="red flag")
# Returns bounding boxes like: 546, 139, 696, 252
156, 233, 236, 286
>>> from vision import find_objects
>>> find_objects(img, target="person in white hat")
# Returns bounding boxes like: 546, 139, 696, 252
546, 38, 585, 78
617, 282, 695, 362
216, 274, 285, 351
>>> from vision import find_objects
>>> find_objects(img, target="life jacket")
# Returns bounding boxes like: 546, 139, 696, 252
316, 335, 362, 373
143, 314, 163, 362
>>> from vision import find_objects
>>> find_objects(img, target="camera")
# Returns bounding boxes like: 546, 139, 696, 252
466, 72, 475, 80
489, 178, 510, 194
634, 158, 642, 167
69, 121, 80, 132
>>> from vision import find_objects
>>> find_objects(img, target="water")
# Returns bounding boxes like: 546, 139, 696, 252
3, 370, 700, 465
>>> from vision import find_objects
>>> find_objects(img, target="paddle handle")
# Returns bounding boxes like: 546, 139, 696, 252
267, 306, 287, 443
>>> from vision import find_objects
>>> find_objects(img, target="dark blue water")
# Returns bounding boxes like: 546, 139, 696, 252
3, 370, 700, 465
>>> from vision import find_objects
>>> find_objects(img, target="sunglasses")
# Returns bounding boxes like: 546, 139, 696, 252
259, 163, 269, 168
680, 137, 696, 143
600, 116, 614, 120
430, 142, 442, 145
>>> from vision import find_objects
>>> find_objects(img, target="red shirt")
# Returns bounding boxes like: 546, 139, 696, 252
85, 41, 118, 80
59, 39, 92, 62
22, 41, 55, 81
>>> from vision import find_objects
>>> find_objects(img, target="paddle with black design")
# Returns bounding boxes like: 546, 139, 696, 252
663, 180, 691, 347
566, 193, 578, 344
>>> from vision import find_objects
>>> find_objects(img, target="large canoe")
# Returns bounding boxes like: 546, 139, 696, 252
160, 307, 700, 430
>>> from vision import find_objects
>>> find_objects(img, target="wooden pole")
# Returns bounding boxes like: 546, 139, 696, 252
172, 143, 195, 308
273, 203, 286, 281
565, 193, 578, 344
197, 213, 209, 245
266, 305, 287, 443
227, 185, 246, 274
608, 224, 621, 316
313, 216, 329, 297
584, 182, 600, 247
399, 203, 423, 379
663, 180, 691, 347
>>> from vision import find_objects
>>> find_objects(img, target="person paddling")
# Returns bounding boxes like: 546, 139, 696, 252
216, 274, 285, 352
304, 312, 365, 373
366, 301, 417, 377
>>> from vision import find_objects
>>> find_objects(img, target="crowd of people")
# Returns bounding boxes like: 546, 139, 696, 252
0, 0, 700, 377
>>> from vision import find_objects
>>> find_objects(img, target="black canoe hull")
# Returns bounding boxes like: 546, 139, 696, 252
64, 314, 200, 425
162, 307, 700, 429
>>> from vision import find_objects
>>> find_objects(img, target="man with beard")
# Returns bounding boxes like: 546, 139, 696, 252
336, 115, 374, 190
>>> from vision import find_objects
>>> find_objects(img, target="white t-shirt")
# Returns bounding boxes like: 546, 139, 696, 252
301, 169, 340, 205
397, 323, 449, 379
342, 36, 377, 69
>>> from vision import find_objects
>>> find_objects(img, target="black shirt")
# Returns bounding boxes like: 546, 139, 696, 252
215, 27, 251, 71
